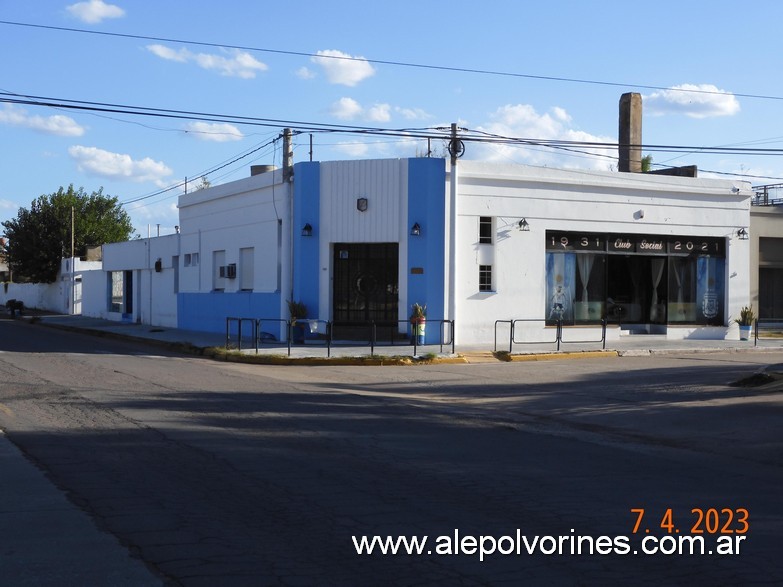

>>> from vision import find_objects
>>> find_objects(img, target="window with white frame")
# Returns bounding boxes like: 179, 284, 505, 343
479, 265, 493, 292
239, 247, 254, 291
479, 216, 493, 244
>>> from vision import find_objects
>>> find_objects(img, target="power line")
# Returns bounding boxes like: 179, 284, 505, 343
1, 19, 780, 102
6, 91, 783, 158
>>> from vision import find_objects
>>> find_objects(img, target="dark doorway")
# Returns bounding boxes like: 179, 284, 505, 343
759, 267, 783, 319
606, 255, 667, 329
124, 270, 134, 316
332, 243, 399, 340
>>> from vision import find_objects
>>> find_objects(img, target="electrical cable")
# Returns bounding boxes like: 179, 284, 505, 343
1, 20, 780, 102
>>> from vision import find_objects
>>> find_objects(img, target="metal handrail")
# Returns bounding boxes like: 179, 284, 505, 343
225, 317, 256, 351
254, 318, 290, 354
558, 319, 607, 350
496, 318, 608, 352
754, 319, 783, 346
227, 316, 455, 357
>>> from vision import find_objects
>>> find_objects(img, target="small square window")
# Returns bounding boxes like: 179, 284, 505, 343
184, 253, 191, 267
479, 265, 493, 292
191, 253, 199, 266
479, 216, 493, 244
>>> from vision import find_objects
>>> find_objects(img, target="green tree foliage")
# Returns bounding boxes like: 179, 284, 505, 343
1, 185, 135, 283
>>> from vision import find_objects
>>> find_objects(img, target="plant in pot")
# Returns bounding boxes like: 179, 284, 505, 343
734, 305, 755, 341
287, 299, 308, 343
410, 303, 426, 345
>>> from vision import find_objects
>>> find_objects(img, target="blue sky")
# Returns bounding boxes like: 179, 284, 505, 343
2, 0, 783, 236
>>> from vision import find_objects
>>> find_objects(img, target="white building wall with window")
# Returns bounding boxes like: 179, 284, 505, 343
455, 161, 751, 345
88, 157, 751, 347
99, 234, 179, 326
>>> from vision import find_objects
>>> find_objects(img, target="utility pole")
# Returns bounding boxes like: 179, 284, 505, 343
447, 123, 462, 345
282, 128, 294, 183
71, 206, 76, 315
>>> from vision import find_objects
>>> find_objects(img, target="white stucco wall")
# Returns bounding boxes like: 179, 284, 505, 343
102, 234, 179, 326
177, 170, 288, 296
454, 162, 751, 344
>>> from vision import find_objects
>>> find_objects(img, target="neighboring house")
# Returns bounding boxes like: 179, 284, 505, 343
750, 184, 783, 320
99, 234, 179, 327
0, 257, 102, 314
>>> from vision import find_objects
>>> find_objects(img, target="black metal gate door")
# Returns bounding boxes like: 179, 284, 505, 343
333, 243, 399, 337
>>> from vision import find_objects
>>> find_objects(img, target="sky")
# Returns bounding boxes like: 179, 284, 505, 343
2, 0, 783, 237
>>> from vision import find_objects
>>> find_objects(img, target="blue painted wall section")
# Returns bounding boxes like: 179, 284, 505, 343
292, 161, 321, 320
178, 291, 281, 335
407, 157, 447, 343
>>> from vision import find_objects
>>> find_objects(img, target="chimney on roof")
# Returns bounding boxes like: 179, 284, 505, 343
618, 92, 643, 173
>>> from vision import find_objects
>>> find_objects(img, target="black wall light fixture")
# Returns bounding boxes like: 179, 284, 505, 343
410, 222, 421, 236
302, 223, 313, 237
357, 197, 368, 212
517, 218, 530, 231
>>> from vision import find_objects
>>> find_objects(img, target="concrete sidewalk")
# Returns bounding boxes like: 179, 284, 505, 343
28, 313, 783, 362
0, 431, 162, 586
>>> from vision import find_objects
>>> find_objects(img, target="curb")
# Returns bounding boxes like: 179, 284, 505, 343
506, 350, 619, 362
208, 348, 469, 366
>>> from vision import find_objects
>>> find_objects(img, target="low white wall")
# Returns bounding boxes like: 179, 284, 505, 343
0, 282, 62, 312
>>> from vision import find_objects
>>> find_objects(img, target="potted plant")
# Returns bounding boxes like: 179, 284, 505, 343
410, 303, 426, 345
287, 299, 308, 343
734, 305, 755, 341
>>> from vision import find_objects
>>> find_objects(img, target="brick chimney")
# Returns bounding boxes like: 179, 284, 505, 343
618, 92, 642, 173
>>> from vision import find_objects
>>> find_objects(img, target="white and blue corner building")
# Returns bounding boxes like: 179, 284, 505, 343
101, 155, 753, 346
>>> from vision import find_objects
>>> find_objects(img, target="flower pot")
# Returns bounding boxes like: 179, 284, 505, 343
411, 317, 426, 345
291, 323, 306, 344
739, 325, 751, 341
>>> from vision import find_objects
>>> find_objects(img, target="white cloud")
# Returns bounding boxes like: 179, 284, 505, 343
366, 103, 391, 122
334, 141, 371, 157
395, 107, 431, 120
328, 98, 398, 123
66, 0, 125, 23
296, 66, 316, 80
329, 97, 364, 120
0, 104, 85, 137
645, 84, 740, 118
146, 44, 189, 63
184, 122, 244, 142
146, 44, 267, 79
475, 104, 614, 170
0, 198, 18, 212
69, 146, 173, 184
311, 50, 375, 86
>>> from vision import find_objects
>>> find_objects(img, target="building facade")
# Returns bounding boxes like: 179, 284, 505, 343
99, 156, 745, 346
750, 189, 783, 320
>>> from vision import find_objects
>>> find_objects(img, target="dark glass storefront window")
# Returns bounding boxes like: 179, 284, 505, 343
546, 231, 726, 326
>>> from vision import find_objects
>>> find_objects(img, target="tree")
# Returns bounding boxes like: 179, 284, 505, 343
1, 185, 135, 283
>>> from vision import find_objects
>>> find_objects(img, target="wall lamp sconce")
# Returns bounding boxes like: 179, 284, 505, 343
517, 218, 530, 231
357, 197, 368, 212
736, 227, 748, 240
410, 222, 421, 236
302, 223, 313, 237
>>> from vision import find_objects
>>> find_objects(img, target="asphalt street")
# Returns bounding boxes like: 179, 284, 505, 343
0, 316, 781, 586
